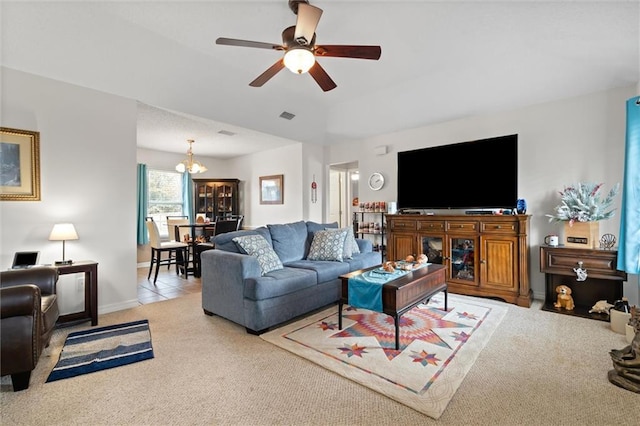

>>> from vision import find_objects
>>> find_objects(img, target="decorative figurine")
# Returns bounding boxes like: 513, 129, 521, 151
573, 261, 588, 281
589, 300, 614, 314
554, 285, 575, 310
600, 233, 616, 250
608, 306, 640, 393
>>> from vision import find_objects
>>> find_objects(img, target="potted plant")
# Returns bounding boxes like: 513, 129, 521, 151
546, 182, 619, 248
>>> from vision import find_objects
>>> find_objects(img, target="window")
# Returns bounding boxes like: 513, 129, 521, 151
147, 169, 184, 238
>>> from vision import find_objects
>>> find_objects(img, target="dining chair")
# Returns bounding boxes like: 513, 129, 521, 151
166, 217, 194, 275
145, 219, 189, 284
166, 216, 190, 242
213, 216, 243, 236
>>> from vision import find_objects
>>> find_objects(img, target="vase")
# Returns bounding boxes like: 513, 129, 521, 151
516, 198, 527, 214
563, 221, 599, 249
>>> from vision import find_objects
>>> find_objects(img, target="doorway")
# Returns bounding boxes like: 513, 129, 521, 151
329, 162, 359, 227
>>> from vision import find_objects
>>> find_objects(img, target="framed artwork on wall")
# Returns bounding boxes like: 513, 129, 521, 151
1, 127, 41, 201
260, 174, 284, 205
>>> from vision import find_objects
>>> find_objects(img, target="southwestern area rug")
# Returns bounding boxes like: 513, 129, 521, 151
47, 319, 154, 383
261, 293, 507, 419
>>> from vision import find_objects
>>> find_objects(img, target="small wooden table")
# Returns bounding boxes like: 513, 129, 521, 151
339, 264, 447, 349
56, 260, 99, 326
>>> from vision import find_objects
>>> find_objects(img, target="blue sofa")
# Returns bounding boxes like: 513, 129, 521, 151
201, 220, 382, 334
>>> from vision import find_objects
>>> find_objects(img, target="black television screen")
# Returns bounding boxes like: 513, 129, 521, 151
397, 134, 518, 210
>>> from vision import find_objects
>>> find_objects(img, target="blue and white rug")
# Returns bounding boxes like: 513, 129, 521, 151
47, 319, 154, 383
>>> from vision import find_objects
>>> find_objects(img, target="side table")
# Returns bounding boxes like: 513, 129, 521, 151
540, 246, 627, 321
56, 260, 99, 326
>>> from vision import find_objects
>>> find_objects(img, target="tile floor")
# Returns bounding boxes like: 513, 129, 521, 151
137, 265, 201, 305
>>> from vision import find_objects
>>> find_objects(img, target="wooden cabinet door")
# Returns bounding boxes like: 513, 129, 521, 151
388, 233, 416, 260
480, 235, 518, 291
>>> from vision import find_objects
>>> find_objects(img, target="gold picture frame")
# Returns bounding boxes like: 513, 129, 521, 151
260, 174, 284, 205
1, 127, 41, 201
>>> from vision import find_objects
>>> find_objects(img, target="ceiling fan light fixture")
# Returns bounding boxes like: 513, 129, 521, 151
284, 47, 315, 74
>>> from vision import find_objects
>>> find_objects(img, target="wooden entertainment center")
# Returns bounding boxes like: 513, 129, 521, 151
386, 214, 531, 307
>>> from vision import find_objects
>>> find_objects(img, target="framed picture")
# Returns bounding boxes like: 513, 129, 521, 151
1, 127, 41, 201
260, 174, 284, 205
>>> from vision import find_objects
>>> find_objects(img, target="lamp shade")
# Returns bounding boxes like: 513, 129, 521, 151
284, 48, 315, 74
49, 223, 79, 241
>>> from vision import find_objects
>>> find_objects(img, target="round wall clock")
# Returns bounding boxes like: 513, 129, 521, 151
368, 172, 385, 191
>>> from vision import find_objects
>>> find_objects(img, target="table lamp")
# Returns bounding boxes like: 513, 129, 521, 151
49, 223, 78, 265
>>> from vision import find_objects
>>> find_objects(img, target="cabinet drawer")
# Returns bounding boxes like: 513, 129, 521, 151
417, 220, 445, 232
446, 221, 478, 233
389, 219, 417, 231
540, 247, 627, 280
481, 221, 517, 234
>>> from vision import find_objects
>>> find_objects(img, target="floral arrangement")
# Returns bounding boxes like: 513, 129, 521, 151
546, 182, 620, 224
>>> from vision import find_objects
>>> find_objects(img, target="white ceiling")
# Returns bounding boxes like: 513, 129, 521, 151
2, 1, 638, 159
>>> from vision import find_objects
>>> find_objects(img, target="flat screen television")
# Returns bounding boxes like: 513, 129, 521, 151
397, 134, 518, 210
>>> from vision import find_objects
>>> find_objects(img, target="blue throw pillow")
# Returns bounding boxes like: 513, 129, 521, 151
232, 234, 283, 275
306, 221, 339, 256
324, 227, 360, 259
307, 229, 348, 262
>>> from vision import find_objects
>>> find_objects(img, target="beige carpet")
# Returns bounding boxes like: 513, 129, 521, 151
1, 292, 638, 425
261, 293, 507, 419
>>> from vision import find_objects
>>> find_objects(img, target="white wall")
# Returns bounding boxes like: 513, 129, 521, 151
327, 84, 639, 304
226, 144, 305, 228
1, 67, 139, 314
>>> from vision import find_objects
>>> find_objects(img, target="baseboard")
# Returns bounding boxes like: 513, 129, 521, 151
99, 299, 140, 315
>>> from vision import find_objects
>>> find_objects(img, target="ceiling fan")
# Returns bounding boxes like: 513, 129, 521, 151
216, 0, 382, 92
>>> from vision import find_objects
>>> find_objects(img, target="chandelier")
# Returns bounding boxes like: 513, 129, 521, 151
175, 139, 207, 174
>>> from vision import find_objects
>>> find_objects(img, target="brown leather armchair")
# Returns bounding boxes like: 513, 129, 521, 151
1, 267, 60, 391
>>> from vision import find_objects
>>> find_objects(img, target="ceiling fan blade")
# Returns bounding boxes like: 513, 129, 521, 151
216, 37, 284, 51
294, 3, 323, 46
249, 59, 285, 87
315, 45, 382, 60
308, 62, 337, 92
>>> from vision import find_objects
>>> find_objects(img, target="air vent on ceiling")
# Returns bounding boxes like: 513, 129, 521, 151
218, 130, 236, 136
279, 111, 296, 120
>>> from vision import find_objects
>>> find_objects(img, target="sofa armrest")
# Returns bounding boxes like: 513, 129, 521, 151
201, 249, 262, 282
0, 267, 59, 296
356, 238, 373, 253
200, 249, 262, 327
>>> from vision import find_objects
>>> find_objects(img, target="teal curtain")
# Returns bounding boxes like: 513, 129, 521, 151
617, 96, 640, 274
137, 163, 149, 245
182, 172, 194, 221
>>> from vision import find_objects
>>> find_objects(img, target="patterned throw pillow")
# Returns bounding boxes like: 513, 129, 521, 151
307, 229, 348, 262
324, 227, 360, 259
232, 235, 283, 275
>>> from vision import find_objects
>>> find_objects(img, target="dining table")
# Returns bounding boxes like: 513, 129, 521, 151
176, 222, 216, 277
176, 222, 216, 243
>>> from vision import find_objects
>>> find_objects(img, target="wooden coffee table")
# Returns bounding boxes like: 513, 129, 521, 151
339, 264, 447, 349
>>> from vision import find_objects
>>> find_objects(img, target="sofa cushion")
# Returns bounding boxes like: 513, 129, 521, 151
243, 267, 318, 300
346, 251, 383, 271
268, 221, 308, 263
307, 228, 348, 262
214, 227, 271, 253
284, 259, 351, 283
232, 235, 283, 275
